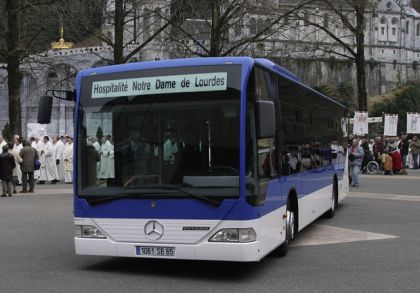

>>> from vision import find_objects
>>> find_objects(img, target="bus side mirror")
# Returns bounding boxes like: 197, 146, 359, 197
65, 90, 76, 101
255, 100, 275, 139
37, 96, 53, 124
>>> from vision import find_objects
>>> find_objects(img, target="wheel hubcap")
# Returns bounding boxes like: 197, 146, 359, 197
287, 211, 295, 240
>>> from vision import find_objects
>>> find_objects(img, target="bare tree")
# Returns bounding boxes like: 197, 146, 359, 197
113, 0, 174, 64
166, 0, 315, 58
65, 0, 175, 65
1, 0, 72, 136
4, 0, 22, 136
297, 0, 371, 111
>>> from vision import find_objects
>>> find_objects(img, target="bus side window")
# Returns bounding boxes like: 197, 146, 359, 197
254, 67, 280, 180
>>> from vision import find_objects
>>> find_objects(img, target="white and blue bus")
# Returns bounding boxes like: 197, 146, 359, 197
44, 57, 349, 261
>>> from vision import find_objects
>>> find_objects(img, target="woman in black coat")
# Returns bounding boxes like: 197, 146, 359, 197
0, 144, 16, 196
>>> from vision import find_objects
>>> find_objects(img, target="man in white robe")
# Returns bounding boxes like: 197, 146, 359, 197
54, 137, 65, 181
63, 137, 74, 183
50, 137, 63, 183
30, 137, 39, 150
13, 136, 23, 184
109, 140, 115, 178
39, 136, 59, 184
0, 136, 6, 148
163, 135, 178, 162
98, 136, 114, 184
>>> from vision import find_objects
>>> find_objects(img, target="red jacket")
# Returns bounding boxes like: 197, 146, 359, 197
390, 151, 402, 171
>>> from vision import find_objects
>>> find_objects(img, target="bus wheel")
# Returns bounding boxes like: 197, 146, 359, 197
324, 180, 338, 218
273, 207, 295, 257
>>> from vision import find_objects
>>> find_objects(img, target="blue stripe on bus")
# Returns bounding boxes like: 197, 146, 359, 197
74, 167, 344, 220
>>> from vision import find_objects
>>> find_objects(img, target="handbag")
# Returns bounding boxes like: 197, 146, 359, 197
34, 158, 41, 170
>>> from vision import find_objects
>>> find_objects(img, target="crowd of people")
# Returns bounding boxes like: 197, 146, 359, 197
348, 134, 420, 188
0, 134, 74, 196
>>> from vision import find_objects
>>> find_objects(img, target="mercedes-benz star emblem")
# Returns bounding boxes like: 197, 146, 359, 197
144, 220, 164, 240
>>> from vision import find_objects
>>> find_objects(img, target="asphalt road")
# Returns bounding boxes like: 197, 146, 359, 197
0, 172, 419, 293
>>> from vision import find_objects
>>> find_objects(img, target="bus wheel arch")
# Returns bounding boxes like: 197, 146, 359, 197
324, 175, 338, 218
272, 189, 299, 257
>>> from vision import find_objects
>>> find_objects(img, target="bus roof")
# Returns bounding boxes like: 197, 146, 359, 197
79, 57, 346, 109
79, 57, 255, 77
253, 58, 347, 109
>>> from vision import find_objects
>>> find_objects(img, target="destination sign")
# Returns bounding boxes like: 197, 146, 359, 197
91, 72, 227, 98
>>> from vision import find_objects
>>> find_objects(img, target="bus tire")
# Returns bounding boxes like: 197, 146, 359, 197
273, 204, 295, 257
324, 179, 338, 219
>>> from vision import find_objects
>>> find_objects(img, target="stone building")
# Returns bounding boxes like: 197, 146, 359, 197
0, 0, 420, 137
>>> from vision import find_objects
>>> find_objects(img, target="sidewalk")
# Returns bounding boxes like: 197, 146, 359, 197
360, 168, 420, 179
353, 168, 420, 197
17, 181, 73, 195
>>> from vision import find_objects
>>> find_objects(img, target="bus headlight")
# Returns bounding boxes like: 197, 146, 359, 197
76, 225, 107, 239
209, 228, 256, 243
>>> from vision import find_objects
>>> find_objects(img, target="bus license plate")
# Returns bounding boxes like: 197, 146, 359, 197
136, 246, 175, 257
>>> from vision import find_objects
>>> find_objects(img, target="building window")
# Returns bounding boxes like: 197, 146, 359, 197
154, 8, 162, 41
257, 19, 264, 33
417, 23, 420, 36
381, 27, 385, 35
386, 2, 392, 10
323, 14, 329, 28
406, 21, 409, 34
249, 18, 256, 34
392, 28, 396, 35
264, 19, 272, 34
143, 8, 151, 39
380, 17, 387, 25
391, 17, 398, 25
303, 12, 309, 26
284, 15, 289, 26
107, 31, 113, 43
234, 22, 242, 36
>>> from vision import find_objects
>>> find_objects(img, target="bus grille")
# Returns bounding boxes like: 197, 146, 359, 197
94, 218, 219, 244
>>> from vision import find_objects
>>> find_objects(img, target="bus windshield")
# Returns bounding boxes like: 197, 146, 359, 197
77, 65, 242, 199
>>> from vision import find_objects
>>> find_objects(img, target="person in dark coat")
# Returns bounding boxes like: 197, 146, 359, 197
398, 134, 409, 172
0, 144, 16, 196
19, 141, 38, 193
373, 137, 384, 164
86, 138, 100, 186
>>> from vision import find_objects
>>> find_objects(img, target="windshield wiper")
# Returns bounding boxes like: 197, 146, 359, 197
83, 186, 222, 207
84, 189, 168, 206
168, 187, 222, 207
129, 184, 223, 207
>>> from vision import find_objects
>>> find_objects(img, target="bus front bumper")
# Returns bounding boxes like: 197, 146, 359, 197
74, 237, 265, 262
